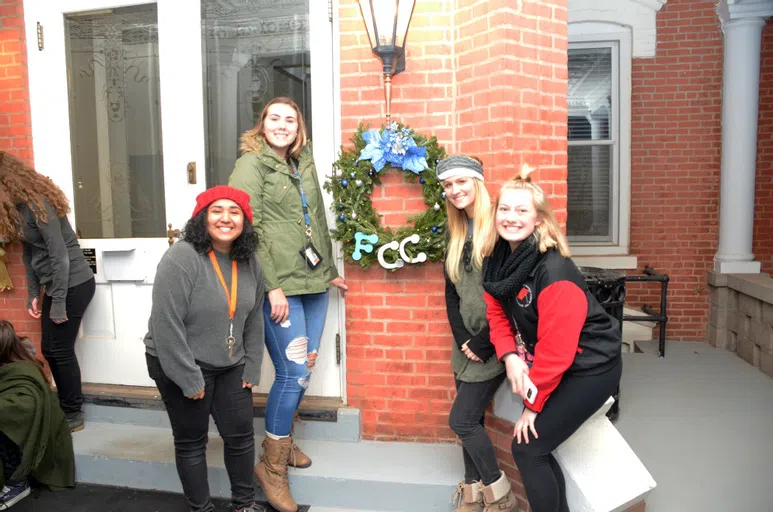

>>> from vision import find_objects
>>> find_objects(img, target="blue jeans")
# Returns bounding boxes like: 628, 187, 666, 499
263, 290, 329, 436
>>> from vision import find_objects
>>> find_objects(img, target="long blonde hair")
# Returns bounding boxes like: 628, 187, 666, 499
239, 97, 308, 159
445, 178, 494, 283
485, 164, 571, 257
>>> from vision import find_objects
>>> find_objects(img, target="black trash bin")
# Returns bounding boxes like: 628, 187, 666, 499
578, 266, 625, 421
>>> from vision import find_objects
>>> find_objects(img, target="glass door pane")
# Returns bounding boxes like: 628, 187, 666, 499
200, 0, 311, 186
197, 0, 341, 398
65, 5, 165, 238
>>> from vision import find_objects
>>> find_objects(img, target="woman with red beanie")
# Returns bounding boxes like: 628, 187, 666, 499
144, 185, 265, 512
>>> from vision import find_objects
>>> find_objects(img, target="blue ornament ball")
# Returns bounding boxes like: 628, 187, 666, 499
419, 177, 425, 184
368, 170, 374, 177
341, 179, 349, 188
431, 226, 438, 233
441, 192, 446, 199
338, 214, 346, 221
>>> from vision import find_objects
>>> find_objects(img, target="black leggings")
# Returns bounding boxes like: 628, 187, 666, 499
449, 373, 506, 486
512, 358, 622, 512
41, 277, 95, 416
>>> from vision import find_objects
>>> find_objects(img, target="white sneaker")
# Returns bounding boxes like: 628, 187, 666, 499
0, 480, 30, 510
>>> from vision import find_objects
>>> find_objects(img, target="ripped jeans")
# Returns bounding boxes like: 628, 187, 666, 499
263, 290, 329, 436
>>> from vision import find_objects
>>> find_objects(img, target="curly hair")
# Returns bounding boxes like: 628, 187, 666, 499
0, 151, 70, 242
182, 210, 258, 261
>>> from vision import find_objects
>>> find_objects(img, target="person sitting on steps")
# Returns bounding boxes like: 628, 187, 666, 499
0, 320, 75, 510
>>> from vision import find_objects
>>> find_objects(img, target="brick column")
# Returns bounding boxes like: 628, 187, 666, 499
339, 0, 568, 446
0, 0, 40, 348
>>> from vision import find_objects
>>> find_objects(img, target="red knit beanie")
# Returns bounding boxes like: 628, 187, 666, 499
191, 186, 253, 223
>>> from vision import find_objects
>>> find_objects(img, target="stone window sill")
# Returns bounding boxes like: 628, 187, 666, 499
571, 255, 638, 270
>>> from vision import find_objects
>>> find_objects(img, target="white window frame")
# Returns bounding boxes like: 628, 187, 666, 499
568, 23, 636, 270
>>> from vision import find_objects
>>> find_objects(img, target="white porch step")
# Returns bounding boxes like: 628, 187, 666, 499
622, 307, 655, 353
72, 419, 463, 511
554, 399, 656, 511
309, 508, 399, 512
494, 386, 656, 512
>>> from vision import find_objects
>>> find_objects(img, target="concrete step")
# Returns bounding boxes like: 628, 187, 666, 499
632, 339, 661, 356
622, 307, 655, 353
309, 508, 399, 512
622, 307, 657, 330
72, 419, 463, 512
83, 404, 361, 443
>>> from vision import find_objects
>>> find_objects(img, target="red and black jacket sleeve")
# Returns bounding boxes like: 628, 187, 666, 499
527, 279, 588, 412
484, 291, 518, 360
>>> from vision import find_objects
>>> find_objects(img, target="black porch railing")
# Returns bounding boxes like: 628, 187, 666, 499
623, 266, 669, 357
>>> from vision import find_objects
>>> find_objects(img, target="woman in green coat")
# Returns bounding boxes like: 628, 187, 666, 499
229, 96, 346, 512
0, 320, 75, 509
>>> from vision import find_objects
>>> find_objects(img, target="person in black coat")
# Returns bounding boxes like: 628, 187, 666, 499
482, 165, 622, 512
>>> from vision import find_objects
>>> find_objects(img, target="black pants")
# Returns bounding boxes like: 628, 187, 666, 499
512, 357, 622, 512
449, 373, 506, 486
146, 354, 255, 512
0, 430, 22, 482
41, 277, 95, 416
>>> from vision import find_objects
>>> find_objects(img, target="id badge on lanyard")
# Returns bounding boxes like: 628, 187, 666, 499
291, 160, 323, 270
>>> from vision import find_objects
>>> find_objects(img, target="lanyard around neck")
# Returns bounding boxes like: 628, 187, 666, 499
208, 251, 238, 320
289, 159, 313, 241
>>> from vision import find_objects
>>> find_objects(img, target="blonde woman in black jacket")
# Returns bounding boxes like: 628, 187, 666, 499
441, 156, 517, 512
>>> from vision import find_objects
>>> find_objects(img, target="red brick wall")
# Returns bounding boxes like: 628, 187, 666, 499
754, 21, 773, 272
340, 0, 568, 443
626, 0, 722, 341
338, 0, 457, 442
0, 0, 40, 348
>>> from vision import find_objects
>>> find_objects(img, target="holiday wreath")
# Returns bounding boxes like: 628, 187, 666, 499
324, 123, 448, 270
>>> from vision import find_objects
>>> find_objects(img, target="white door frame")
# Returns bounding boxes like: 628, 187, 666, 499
23, 0, 347, 400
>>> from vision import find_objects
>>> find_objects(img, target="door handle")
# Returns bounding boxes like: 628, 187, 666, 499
167, 224, 181, 246
187, 162, 197, 184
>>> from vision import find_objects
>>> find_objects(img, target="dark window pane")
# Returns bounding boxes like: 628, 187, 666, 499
567, 144, 613, 240
568, 47, 612, 141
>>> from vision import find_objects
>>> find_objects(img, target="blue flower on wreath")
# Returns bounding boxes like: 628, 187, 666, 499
357, 122, 428, 174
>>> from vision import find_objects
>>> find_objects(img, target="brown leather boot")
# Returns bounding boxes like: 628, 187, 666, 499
288, 436, 312, 469
482, 471, 517, 512
254, 436, 298, 512
287, 414, 312, 469
451, 481, 484, 512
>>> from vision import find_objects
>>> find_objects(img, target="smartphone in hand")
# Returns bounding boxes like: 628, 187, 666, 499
523, 374, 538, 404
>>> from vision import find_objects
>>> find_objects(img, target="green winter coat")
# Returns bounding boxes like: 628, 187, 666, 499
449, 260, 505, 383
0, 362, 75, 490
229, 142, 338, 296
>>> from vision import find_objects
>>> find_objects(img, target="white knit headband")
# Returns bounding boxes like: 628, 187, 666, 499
436, 168, 485, 182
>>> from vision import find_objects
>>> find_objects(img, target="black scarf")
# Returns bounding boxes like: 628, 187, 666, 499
482, 236, 541, 301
